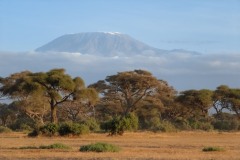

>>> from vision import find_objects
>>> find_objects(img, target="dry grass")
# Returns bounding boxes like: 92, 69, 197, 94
0, 131, 240, 160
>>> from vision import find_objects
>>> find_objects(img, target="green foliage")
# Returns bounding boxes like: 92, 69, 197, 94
0, 126, 12, 133
202, 146, 224, 152
28, 128, 40, 137
154, 120, 177, 132
213, 120, 240, 131
174, 118, 213, 131
19, 143, 71, 149
147, 117, 162, 131
39, 123, 59, 136
29, 122, 90, 137
173, 118, 191, 130
102, 113, 138, 135
176, 89, 213, 118
189, 120, 213, 131
83, 118, 100, 132
91, 70, 174, 117
59, 122, 89, 136
2, 69, 240, 133
121, 113, 139, 131
212, 113, 240, 131
140, 113, 177, 132
39, 143, 71, 149
9, 117, 35, 131
19, 146, 39, 149
80, 142, 120, 152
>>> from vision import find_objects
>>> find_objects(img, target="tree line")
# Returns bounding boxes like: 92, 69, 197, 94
0, 68, 239, 135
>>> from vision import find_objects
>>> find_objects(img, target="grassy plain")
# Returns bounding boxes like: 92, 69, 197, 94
0, 131, 239, 160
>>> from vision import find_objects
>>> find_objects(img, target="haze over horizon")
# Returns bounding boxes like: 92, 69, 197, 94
0, 1, 240, 91
0, 32, 239, 91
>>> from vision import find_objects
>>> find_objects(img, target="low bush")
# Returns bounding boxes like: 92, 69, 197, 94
174, 118, 214, 131
0, 126, 12, 133
147, 117, 162, 131
59, 122, 89, 136
173, 118, 191, 130
19, 143, 71, 150
39, 123, 59, 136
19, 146, 38, 149
202, 146, 224, 152
80, 142, 120, 152
28, 129, 39, 137
28, 122, 90, 137
9, 117, 35, 131
102, 113, 138, 135
213, 120, 240, 131
155, 120, 177, 132
83, 118, 100, 132
188, 119, 213, 131
39, 143, 71, 149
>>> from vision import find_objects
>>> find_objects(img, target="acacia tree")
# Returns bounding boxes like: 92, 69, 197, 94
17, 93, 49, 125
213, 85, 240, 119
30, 69, 86, 123
90, 70, 175, 117
59, 88, 99, 122
0, 103, 15, 126
0, 71, 50, 124
176, 89, 213, 118
228, 89, 240, 119
212, 85, 231, 114
0, 69, 97, 124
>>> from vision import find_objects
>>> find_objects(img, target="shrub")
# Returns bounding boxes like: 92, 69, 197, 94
39, 123, 59, 136
19, 146, 38, 149
202, 146, 224, 152
59, 122, 89, 136
147, 117, 161, 131
173, 118, 191, 130
144, 117, 177, 132
19, 143, 71, 150
9, 117, 35, 131
0, 126, 12, 133
173, 118, 214, 131
155, 120, 177, 132
39, 143, 71, 149
102, 113, 138, 135
28, 128, 39, 137
213, 120, 240, 131
122, 113, 139, 131
189, 120, 213, 131
80, 142, 120, 152
83, 118, 100, 132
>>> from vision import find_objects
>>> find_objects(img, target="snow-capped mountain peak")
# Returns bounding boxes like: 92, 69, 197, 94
35, 32, 166, 56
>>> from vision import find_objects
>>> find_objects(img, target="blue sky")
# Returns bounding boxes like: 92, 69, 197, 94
0, 0, 240, 53
0, 0, 240, 90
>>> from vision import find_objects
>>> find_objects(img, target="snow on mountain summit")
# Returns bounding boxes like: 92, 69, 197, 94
36, 32, 200, 56
35, 32, 166, 56
103, 32, 122, 35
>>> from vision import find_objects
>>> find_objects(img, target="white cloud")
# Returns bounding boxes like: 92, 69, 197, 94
0, 51, 239, 91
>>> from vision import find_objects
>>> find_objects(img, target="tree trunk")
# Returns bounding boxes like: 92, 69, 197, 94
1, 117, 7, 126
38, 116, 45, 126
50, 99, 58, 123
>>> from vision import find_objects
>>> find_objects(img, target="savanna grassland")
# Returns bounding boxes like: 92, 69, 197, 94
0, 131, 239, 160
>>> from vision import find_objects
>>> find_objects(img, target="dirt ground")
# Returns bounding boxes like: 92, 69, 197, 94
0, 131, 239, 160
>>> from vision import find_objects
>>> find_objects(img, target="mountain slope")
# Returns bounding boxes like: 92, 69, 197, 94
36, 32, 166, 56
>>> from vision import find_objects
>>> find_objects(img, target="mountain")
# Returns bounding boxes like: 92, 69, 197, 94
36, 32, 167, 56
